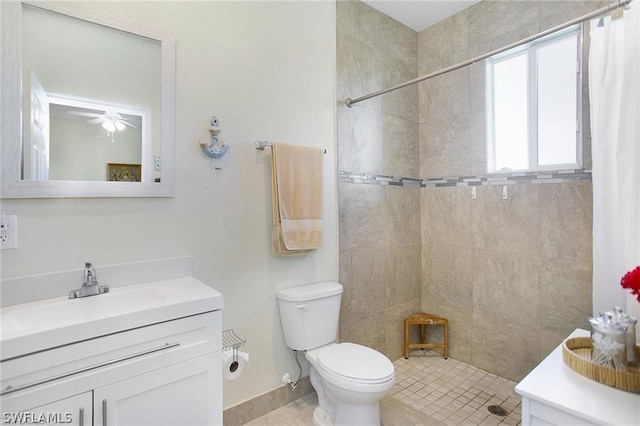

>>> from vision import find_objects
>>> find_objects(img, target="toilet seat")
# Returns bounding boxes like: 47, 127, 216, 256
316, 343, 394, 386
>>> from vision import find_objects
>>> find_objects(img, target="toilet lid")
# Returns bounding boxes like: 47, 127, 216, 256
317, 343, 394, 383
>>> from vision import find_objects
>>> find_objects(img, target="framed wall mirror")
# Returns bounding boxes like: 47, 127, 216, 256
1, 1, 176, 198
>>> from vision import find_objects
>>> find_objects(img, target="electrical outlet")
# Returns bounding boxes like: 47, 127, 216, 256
0, 215, 17, 249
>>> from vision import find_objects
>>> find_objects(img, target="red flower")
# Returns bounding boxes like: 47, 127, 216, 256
621, 266, 640, 303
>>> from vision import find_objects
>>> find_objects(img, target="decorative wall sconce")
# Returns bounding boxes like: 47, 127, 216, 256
200, 115, 229, 158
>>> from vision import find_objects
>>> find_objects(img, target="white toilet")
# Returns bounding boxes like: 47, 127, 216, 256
277, 281, 395, 426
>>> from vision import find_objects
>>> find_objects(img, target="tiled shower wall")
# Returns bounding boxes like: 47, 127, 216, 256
337, 0, 420, 362
418, 0, 603, 382
337, 0, 600, 380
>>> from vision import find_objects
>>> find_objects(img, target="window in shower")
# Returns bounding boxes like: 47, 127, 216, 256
486, 24, 582, 173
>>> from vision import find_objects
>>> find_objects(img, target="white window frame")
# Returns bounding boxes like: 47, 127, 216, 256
486, 24, 583, 173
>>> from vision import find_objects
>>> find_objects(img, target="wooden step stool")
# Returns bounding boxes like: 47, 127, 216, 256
404, 313, 448, 359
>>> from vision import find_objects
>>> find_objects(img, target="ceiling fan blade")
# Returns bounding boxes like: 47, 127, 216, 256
88, 117, 105, 124
119, 119, 139, 129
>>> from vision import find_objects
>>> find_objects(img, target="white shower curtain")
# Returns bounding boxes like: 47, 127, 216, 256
589, 4, 640, 331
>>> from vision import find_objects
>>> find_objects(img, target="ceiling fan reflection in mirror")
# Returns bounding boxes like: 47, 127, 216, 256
46, 94, 148, 143
66, 109, 140, 132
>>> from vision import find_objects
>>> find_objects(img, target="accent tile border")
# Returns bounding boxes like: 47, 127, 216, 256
338, 169, 591, 188
338, 172, 422, 187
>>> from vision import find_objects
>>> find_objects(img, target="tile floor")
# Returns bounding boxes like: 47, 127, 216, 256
390, 352, 521, 425
247, 351, 522, 425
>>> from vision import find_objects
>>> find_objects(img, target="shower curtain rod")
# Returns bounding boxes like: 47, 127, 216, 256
345, 0, 634, 108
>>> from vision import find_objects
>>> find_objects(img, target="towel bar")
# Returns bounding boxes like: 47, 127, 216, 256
255, 141, 326, 154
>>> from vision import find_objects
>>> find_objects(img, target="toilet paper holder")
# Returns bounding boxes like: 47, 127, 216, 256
223, 329, 246, 365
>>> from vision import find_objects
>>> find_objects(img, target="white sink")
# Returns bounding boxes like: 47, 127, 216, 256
0, 277, 223, 360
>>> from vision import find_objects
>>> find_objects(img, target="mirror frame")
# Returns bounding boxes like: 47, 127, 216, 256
1, 1, 176, 198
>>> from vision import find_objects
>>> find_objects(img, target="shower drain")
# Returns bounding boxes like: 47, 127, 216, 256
487, 405, 508, 417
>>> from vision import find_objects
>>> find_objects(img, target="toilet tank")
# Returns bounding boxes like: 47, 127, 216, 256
276, 281, 343, 351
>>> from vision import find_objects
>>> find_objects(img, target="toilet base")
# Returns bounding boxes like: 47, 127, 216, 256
313, 407, 332, 426
312, 401, 381, 426
305, 344, 394, 426
333, 400, 381, 426
309, 365, 386, 426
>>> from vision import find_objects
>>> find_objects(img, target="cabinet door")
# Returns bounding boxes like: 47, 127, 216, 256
94, 353, 221, 426
1, 391, 91, 426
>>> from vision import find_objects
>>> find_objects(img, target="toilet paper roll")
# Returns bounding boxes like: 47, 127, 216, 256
223, 350, 249, 380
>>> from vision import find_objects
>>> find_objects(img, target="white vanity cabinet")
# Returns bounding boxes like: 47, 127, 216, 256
1, 276, 224, 426
4, 354, 220, 426
3, 392, 92, 426
516, 329, 640, 426
94, 353, 218, 426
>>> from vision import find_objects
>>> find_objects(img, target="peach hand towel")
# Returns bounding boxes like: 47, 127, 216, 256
271, 142, 323, 254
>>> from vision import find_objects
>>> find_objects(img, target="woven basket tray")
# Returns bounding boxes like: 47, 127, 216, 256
562, 337, 640, 394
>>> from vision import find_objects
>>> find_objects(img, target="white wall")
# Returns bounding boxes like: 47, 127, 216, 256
0, 0, 337, 408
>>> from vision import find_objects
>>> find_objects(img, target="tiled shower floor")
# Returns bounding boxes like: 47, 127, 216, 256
246, 351, 522, 425
390, 352, 521, 425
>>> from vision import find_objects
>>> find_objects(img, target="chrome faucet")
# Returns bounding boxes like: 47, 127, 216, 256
68, 262, 109, 299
